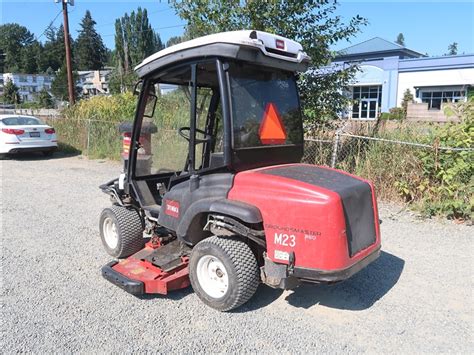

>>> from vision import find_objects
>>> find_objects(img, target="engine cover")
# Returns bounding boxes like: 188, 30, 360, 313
228, 164, 381, 272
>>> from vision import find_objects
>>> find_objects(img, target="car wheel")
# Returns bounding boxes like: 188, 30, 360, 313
189, 236, 260, 312
99, 205, 145, 258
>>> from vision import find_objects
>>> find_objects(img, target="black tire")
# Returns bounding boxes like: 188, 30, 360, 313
189, 236, 260, 312
42, 151, 54, 157
99, 205, 145, 258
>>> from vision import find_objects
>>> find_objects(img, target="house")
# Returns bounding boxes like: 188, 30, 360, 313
2, 73, 54, 102
77, 69, 112, 96
332, 38, 474, 121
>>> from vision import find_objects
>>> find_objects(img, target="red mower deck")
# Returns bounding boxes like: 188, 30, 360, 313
102, 240, 190, 295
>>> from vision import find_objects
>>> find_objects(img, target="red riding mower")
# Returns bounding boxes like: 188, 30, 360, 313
99, 30, 381, 311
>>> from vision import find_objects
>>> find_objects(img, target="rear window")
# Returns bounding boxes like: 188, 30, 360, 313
1, 116, 44, 126
229, 62, 303, 149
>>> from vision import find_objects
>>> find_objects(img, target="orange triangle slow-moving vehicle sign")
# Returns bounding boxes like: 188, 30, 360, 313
258, 103, 287, 145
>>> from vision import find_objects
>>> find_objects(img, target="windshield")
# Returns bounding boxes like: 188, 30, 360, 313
1, 116, 44, 126
228, 62, 303, 149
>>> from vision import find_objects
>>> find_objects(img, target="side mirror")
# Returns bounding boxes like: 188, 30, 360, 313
133, 81, 143, 96
144, 94, 157, 118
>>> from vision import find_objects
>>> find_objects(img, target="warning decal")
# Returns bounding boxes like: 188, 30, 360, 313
258, 103, 287, 145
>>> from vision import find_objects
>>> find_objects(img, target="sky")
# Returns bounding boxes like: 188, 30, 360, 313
1, 0, 473, 57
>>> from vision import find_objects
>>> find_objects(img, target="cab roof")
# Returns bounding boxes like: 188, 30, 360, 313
135, 30, 311, 78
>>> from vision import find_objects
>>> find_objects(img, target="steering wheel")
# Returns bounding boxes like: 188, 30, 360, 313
178, 127, 212, 144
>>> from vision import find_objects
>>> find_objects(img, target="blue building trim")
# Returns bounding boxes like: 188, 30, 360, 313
330, 37, 474, 118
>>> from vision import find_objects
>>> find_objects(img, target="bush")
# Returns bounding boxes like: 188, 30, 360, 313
48, 93, 137, 160
381, 107, 405, 120
333, 100, 473, 220
415, 113, 473, 219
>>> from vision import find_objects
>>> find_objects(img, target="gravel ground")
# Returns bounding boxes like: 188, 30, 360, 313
1, 154, 472, 353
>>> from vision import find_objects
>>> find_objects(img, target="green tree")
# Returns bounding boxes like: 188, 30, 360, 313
0, 23, 35, 72
172, 0, 367, 124
401, 88, 414, 118
21, 40, 43, 73
75, 10, 108, 70
2, 79, 21, 104
166, 36, 183, 47
447, 42, 458, 55
39, 25, 75, 73
37, 88, 54, 108
395, 33, 405, 46
51, 66, 80, 102
114, 7, 164, 92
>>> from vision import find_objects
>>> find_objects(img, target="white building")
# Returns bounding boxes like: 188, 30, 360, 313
77, 70, 112, 96
332, 38, 474, 121
2, 73, 54, 102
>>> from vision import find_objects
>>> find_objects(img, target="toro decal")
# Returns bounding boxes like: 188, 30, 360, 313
165, 200, 180, 218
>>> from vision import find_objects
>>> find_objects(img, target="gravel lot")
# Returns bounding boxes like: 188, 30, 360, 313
1, 154, 472, 353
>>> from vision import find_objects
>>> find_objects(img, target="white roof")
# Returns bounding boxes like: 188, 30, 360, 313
135, 30, 310, 71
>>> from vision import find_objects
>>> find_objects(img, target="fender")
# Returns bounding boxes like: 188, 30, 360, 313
176, 198, 262, 244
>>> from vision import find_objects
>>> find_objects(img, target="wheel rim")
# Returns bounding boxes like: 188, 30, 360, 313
103, 217, 119, 250
196, 255, 229, 299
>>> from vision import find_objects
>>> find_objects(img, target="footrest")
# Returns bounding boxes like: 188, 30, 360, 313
102, 261, 144, 295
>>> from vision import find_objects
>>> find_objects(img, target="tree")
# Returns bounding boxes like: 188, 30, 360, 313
21, 40, 43, 73
401, 88, 414, 118
51, 66, 79, 102
113, 7, 164, 92
37, 88, 54, 108
447, 42, 458, 55
166, 36, 183, 47
75, 10, 108, 70
172, 1, 367, 124
2, 79, 21, 104
39, 25, 75, 73
395, 33, 405, 46
0, 23, 35, 72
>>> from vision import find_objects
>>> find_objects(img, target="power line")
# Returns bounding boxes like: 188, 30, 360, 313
36, 9, 63, 42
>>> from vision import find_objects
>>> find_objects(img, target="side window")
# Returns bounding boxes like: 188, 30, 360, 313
193, 62, 222, 170
137, 67, 191, 176
194, 86, 212, 170
135, 61, 224, 176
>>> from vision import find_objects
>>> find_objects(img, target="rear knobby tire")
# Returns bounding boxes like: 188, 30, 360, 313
189, 236, 260, 312
99, 205, 144, 258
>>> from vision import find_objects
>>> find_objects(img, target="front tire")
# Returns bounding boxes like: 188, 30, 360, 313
189, 236, 260, 312
99, 205, 144, 258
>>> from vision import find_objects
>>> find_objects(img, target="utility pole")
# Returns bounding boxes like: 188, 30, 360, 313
58, 0, 75, 105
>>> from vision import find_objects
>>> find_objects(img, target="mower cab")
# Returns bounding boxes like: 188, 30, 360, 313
99, 30, 381, 311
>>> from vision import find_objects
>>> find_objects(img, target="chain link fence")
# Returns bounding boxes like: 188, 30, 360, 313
47, 118, 473, 167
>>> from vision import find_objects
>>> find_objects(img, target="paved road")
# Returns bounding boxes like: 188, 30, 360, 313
1, 154, 472, 353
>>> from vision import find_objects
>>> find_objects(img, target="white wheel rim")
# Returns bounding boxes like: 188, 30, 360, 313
196, 255, 229, 299
103, 217, 119, 249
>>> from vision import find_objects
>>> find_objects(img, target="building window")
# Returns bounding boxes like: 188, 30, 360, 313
421, 90, 466, 110
352, 85, 382, 119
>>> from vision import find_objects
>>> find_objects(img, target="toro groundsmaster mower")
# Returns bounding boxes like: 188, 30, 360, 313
99, 30, 381, 311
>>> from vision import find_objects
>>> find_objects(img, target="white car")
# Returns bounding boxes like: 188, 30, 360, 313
0, 114, 58, 157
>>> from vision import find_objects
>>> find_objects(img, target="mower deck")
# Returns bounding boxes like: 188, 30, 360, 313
102, 240, 191, 295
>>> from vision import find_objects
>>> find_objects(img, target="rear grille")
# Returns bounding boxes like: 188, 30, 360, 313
262, 165, 377, 257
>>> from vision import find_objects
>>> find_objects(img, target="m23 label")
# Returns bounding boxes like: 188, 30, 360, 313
274, 233, 296, 247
